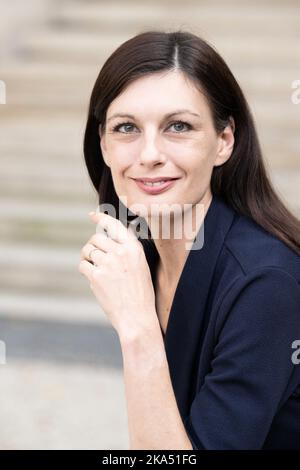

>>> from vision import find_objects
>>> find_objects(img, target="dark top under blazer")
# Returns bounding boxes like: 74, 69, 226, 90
141, 194, 300, 450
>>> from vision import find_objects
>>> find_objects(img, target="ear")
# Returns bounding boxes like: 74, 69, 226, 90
99, 124, 110, 168
214, 116, 235, 167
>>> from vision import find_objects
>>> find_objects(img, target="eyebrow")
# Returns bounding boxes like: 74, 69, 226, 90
106, 109, 201, 123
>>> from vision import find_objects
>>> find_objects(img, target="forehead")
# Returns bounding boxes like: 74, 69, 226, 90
106, 70, 210, 119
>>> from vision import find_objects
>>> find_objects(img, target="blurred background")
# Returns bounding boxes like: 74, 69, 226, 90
0, 0, 299, 450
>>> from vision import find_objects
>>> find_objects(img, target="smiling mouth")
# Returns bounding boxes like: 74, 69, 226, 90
133, 178, 180, 194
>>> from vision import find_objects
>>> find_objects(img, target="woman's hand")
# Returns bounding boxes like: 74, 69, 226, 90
78, 211, 159, 341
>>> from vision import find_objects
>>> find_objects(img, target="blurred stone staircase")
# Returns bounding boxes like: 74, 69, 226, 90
0, 0, 299, 448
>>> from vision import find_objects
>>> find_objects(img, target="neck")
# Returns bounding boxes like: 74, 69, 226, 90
149, 190, 213, 287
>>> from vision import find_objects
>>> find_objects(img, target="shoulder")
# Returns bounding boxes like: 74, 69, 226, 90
212, 265, 300, 356
212, 211, 300, 333
222, 210, 300, 282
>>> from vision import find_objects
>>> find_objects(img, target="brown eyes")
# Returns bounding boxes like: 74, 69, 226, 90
111, 120, 192, 134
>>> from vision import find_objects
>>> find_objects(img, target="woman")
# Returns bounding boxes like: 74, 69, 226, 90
78, 30, 300, 450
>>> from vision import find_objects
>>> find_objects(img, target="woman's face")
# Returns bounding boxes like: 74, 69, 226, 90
99, 70, 234, 219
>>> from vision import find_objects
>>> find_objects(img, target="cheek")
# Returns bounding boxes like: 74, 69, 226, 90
107, 142, 135, 173
181, 133, 218, 169
107, 137, 138, 163
170, 147, 216, 190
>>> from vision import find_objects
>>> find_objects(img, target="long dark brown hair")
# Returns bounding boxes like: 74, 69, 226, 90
83, 30, 300, 256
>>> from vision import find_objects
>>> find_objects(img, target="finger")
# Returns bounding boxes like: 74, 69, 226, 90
81, 243, 107, 265
80, 241, 102, 261
89, 212, 136, 243
88, 233, 118, 254
78, 259, 97, 282
87, 231, 117, 254
90, 211, 126, 242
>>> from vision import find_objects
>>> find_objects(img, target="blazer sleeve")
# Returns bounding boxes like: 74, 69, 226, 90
184, 267, 300, 450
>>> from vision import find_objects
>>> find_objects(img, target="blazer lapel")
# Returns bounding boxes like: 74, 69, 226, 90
143, 195, 238, 420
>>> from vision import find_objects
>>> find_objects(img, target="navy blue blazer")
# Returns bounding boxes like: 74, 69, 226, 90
141, 194, 300, 450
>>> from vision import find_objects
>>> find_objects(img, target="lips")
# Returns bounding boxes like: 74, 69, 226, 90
134, 177, 179, 183
133, 178, 179, 195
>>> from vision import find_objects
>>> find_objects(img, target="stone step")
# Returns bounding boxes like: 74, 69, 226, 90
0, 291, 109, 325
0, 61, 98, 111
0, 242, 92, 296
0, 151, 89, 183
0, 198, 94, 223
262, 145, 300, 170
0, 114, 86, 157
15, 28, 300, 65
0, 199, 96, 248
65, 0, 300, 4
268, 168, 300, 214
0, 176, 94, 204
51, 1, 300, 35
248, 102, 300, 132
0, 0, 51, 60
13, 29, 126, 64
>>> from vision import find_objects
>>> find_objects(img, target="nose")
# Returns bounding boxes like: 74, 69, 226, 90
138, 131, 166, 166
